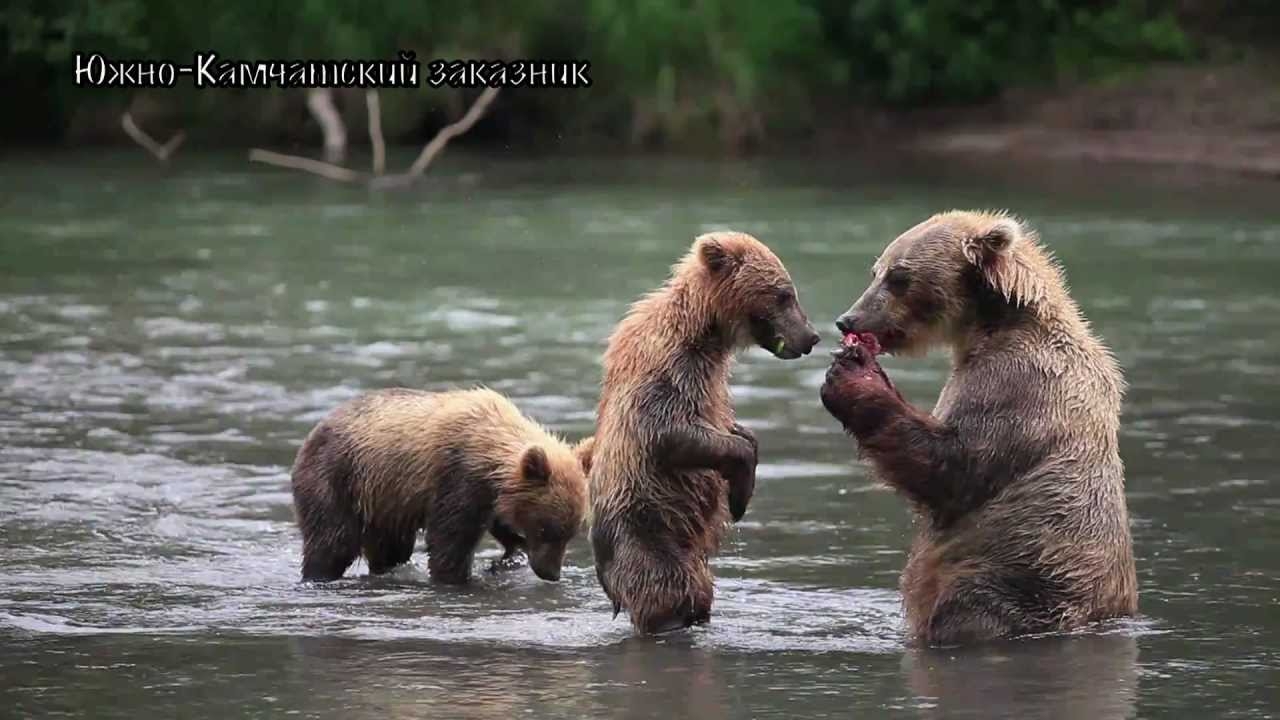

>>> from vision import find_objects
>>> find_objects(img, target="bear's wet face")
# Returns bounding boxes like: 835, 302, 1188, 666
507, 445, 587, 582
748, 286, 821, 359
835, 216, 1023, 357
697, 232, 820, 359
525, 523, 571, 582
836, 250, 955, 357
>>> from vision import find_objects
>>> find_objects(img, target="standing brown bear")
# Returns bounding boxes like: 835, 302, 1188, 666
820, 210, 1138, 645
591, 231, 821, 635
291, 387, 590, 584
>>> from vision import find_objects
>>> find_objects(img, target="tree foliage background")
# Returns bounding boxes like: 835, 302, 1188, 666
0, 0, 1242, 147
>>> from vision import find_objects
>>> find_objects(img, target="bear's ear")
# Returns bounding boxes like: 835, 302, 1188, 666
573, 436, 594, 476
961, 217, 1020, 267
696, 233, 740, 277
520, 445, 551, 484
962, 217, 1042, 306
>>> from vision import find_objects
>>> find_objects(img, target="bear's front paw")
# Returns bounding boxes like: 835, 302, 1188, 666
487, 550, 527, 574
725, 445, 757, 523
826, 340, 875, 375
729, 422, 759, 460
820, 356, 898, 436
822, 350, 878, 403
819, 370, 854, 419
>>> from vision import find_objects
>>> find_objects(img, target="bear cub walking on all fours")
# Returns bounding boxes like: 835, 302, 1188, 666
821, 210, 1138, 645
291, 387, 592, 584
590, 231, 821, 636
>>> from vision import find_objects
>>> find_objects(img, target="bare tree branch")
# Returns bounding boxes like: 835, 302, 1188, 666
247, 149, 367, 182
366, 90, 386, 175
306, 88, 347, 163
250, 86, 500, 190
121, 113, 185, 163
370, 87, 501, 189
405, 86, 500, 177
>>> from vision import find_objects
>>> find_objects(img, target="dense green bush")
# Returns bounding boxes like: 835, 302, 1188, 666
837, 0, 1190, 103
580, 0, 842, 143
0, 0, 1198, 145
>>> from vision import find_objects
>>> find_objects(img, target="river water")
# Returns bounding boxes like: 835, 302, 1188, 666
1, 151, 1277, 719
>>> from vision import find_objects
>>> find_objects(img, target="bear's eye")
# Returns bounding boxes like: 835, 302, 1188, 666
774, 288, 794, 306
884, 267, 911, 294
540, 523, 564, 543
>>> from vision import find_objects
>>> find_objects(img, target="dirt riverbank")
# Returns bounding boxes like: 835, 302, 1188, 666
884, 63, 1280, 179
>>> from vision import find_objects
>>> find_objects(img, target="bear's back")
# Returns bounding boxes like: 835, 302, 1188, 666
921, 319, 1135, 622
334, 388, 556, 522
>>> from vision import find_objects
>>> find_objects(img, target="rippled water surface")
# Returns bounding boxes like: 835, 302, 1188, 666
2, 152, 1277, 719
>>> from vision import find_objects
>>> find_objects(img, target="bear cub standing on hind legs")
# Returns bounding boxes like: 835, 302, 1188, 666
591, 231, 821, 635
291, 387, 591, 584
820, 210, 1138, 645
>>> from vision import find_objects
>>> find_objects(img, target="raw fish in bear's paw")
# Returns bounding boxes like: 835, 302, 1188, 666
832, 332, 900, 397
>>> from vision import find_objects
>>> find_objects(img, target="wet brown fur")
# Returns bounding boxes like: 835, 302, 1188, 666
591, 231, 816, 635
573, 435, 596, 477
822, 210, 1138, 645
290, 387, 589, 584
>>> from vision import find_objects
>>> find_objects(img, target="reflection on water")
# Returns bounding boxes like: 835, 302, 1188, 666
1, 151, 1278, 718
6, 629, 1152, 719
904, 632, 1141, 720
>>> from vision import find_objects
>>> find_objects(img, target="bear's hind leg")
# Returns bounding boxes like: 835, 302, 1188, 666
612, 546, 714, 636
642, 594, 711, 635
293, 430, 362, 582
924, 579, 1041, 646
392, 529, 416, 567
363, 526, 418, 576
301, 534, 360, 581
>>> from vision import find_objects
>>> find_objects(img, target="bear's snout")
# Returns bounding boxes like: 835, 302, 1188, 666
800, 328, 821, 354
528, 542, 567, 582
835, 313, 859, 335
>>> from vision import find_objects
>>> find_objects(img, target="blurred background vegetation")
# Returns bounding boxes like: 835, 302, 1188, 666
1, 0, 1276, 151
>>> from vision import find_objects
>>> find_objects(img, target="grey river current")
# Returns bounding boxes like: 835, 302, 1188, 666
1, 151, 1277, 718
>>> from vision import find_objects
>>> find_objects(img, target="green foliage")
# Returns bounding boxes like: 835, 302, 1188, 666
1, 0, 149, 62
841, 0, 1192, 103
583, 0, 839, 141
0, 0, 1203, 145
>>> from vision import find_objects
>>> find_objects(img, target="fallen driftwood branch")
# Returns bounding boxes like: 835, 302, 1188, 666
121, 113, 185, 162
249, 86, 501, 188
246, 149, 366, 182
